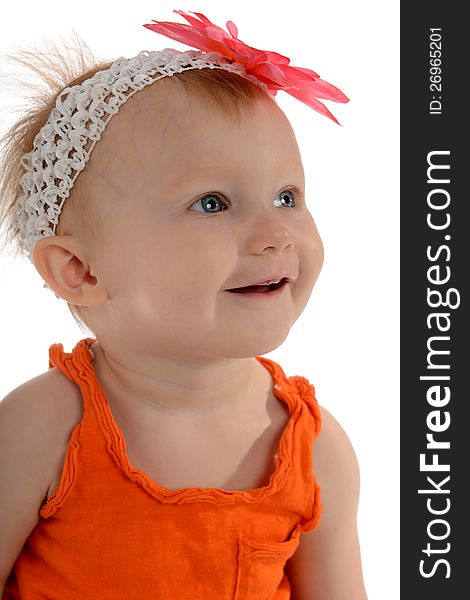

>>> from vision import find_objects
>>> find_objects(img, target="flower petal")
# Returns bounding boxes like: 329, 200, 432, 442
143, 22, 217, 53
263, 50, 291, 66
226, 20, 238, 38
287, 88, 342, 124
277, 65, 349, 102
173, 10, 213, 28
204, 25, 230, 43
143, 10, 349, 124
250, 62, 289, 87
222, 38, 268, 66
304, 78, 350, 103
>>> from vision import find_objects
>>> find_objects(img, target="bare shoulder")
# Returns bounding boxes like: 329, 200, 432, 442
313, 405, 361, 524
0, 368, 83, 584
1, 367, 83, 462
285, 404, 368, 600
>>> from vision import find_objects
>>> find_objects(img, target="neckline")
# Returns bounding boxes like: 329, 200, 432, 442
75, 337, 299, 505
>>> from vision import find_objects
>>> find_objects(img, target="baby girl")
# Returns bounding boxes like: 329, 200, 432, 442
0, 10, 368, 599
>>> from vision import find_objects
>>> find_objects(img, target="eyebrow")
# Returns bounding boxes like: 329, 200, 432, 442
159, 162, 304, 195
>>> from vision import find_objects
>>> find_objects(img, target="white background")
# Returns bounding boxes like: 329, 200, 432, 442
0, 1, 399, 598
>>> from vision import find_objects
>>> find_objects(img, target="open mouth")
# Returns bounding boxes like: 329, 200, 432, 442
227, 277, 289, 294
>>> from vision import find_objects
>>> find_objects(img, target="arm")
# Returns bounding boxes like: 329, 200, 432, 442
0, 372, 77, 592
285, 405, 368, 600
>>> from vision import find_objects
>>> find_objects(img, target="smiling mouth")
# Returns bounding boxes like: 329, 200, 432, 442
227, 277, 289, 294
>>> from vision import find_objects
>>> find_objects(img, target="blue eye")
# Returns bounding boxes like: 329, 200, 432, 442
189, 194, 228, 213
274, 190, 296, 208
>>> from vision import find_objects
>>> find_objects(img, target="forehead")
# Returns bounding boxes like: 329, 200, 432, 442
86, 76, 303, 203
69, 78, 306, 241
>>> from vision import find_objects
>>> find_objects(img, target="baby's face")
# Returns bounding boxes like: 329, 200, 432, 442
80, 80, 323, 358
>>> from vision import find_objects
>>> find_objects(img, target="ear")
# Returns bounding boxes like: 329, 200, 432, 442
32, 235, 108, 308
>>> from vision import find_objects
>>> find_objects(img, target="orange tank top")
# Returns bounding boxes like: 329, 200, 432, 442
3, 337, 322, 600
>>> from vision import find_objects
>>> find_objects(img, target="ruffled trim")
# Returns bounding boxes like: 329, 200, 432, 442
299, 481, 322, 533
288, 374, 322, 438
39, 338, 96, 518
91, 345, 299, 505
39, 426, 81, 518
42, 338, 322, 509
281, 373, 322, 533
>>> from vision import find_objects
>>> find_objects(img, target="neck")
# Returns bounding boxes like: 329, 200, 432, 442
90, 341, 269, 418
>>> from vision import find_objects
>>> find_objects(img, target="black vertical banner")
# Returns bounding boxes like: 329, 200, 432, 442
401, 3, 468, 598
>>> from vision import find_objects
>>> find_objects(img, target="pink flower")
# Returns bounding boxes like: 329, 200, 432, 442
143, 10, 349, 124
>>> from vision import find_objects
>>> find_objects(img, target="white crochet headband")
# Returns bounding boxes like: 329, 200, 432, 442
15, 48, 272, 262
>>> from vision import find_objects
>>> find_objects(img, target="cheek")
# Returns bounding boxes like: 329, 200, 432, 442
140, 227, 235, 303
289, 222, 323, 320
297, 213, 324, 281
313, 233, 324, 278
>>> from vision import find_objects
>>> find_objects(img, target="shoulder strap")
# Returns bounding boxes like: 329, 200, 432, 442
39, 338, 100, 518
48, 337, 98, 412
256, 355, 322, 438
48, 337, 96, 378
258, 359, 323, 534
288, 374, 322, 438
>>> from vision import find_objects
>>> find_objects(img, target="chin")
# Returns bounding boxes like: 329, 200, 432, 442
219, 327, 291, 358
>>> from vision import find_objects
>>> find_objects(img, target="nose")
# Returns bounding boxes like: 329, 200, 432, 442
246, 219, 293, 255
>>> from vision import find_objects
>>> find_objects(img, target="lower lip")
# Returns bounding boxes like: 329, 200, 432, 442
226, 280, 289, 298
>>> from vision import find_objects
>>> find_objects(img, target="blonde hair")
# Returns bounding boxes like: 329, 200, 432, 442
0, 32, 268, 334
